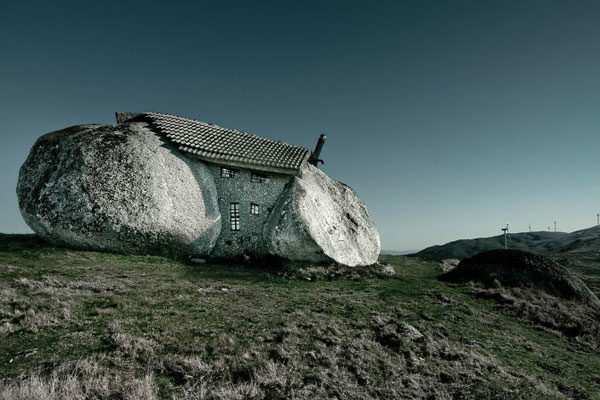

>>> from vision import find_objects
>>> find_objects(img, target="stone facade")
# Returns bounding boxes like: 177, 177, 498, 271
206, 164, 291, 258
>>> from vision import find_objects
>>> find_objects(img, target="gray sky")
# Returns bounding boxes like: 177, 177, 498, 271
1, 0, 600, 250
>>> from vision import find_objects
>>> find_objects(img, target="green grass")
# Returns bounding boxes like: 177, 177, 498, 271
1, 235, 599, 399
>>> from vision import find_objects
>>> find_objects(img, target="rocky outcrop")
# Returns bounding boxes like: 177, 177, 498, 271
264, 165, 381, 266
440, 259, 460, 273
17, 122, 221, 257
440, 249, 600, 308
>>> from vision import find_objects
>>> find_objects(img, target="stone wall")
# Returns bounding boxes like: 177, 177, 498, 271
205, 163, 291, 258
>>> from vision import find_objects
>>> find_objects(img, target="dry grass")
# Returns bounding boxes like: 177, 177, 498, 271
144, 311, 561, 399
475, 285, 600, 349
3, 302, 563, 399
0, 358, 157, 400
1, 237, 599, 399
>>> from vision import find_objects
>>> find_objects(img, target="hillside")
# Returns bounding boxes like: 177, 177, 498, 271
413, 226, 600, 261
440, 249, 600, 307
1, 234, 600, 399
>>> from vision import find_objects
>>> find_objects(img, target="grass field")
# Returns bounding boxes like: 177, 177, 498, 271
1, 234, 599, 399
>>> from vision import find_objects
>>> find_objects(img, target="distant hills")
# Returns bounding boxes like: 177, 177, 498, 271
380, 249, 420, 255
413, 226, 600, 261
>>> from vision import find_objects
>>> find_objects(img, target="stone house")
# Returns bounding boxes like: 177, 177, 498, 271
18, 111, 380, 266
116, 112, 326, 259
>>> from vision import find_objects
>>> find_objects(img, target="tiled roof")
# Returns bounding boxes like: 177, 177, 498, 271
143, 112, 310, 176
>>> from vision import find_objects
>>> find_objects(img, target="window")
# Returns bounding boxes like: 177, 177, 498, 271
230, 202, 240, 231
250, 203, 259, 215
251, 172, 268, 183
221, 167, 239, 178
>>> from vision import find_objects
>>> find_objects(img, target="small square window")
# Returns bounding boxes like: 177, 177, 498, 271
221, 167, 240, 178
250, 203, 259, 215
251, 172, 268, 183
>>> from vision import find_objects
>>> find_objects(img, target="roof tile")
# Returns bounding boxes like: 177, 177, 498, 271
143, 112, 310, 176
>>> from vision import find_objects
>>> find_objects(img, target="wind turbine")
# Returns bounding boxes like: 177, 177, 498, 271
501, 224, 510, 249
554, 221, 557, 232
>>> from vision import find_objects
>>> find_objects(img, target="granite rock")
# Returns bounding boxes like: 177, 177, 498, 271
264, 164, 381, 266
17, 122, 221, 257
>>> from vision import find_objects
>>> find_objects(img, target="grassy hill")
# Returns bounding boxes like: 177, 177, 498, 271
1, 234, 600, 399
413, 226, 600, 261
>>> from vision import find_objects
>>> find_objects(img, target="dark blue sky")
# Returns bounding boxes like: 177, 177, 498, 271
1, 0, 599, 250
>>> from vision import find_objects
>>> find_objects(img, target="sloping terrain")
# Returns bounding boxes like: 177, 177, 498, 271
414, 226, 600, 261
557, 226, 600, 253
413, 231, 572, 261
440, 249, 600, 353
440, 249, 600, 307
1, 234, 600, 399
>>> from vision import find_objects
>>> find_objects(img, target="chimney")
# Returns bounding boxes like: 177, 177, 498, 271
309, 134, 326, 167
115, 111, 142, 124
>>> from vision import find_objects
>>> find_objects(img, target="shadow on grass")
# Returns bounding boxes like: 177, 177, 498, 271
0, 233, 52, 252
0, 233, 398, 289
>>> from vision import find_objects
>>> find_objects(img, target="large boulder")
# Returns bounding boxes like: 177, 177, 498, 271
264, 164, 381, 266
17, 122, 221, 257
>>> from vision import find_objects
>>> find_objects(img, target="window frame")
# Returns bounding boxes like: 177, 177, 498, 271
221, 167, 240, 178
250, 203, 259, 215
230, 202, 240, 231
251, 172, 268, 183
